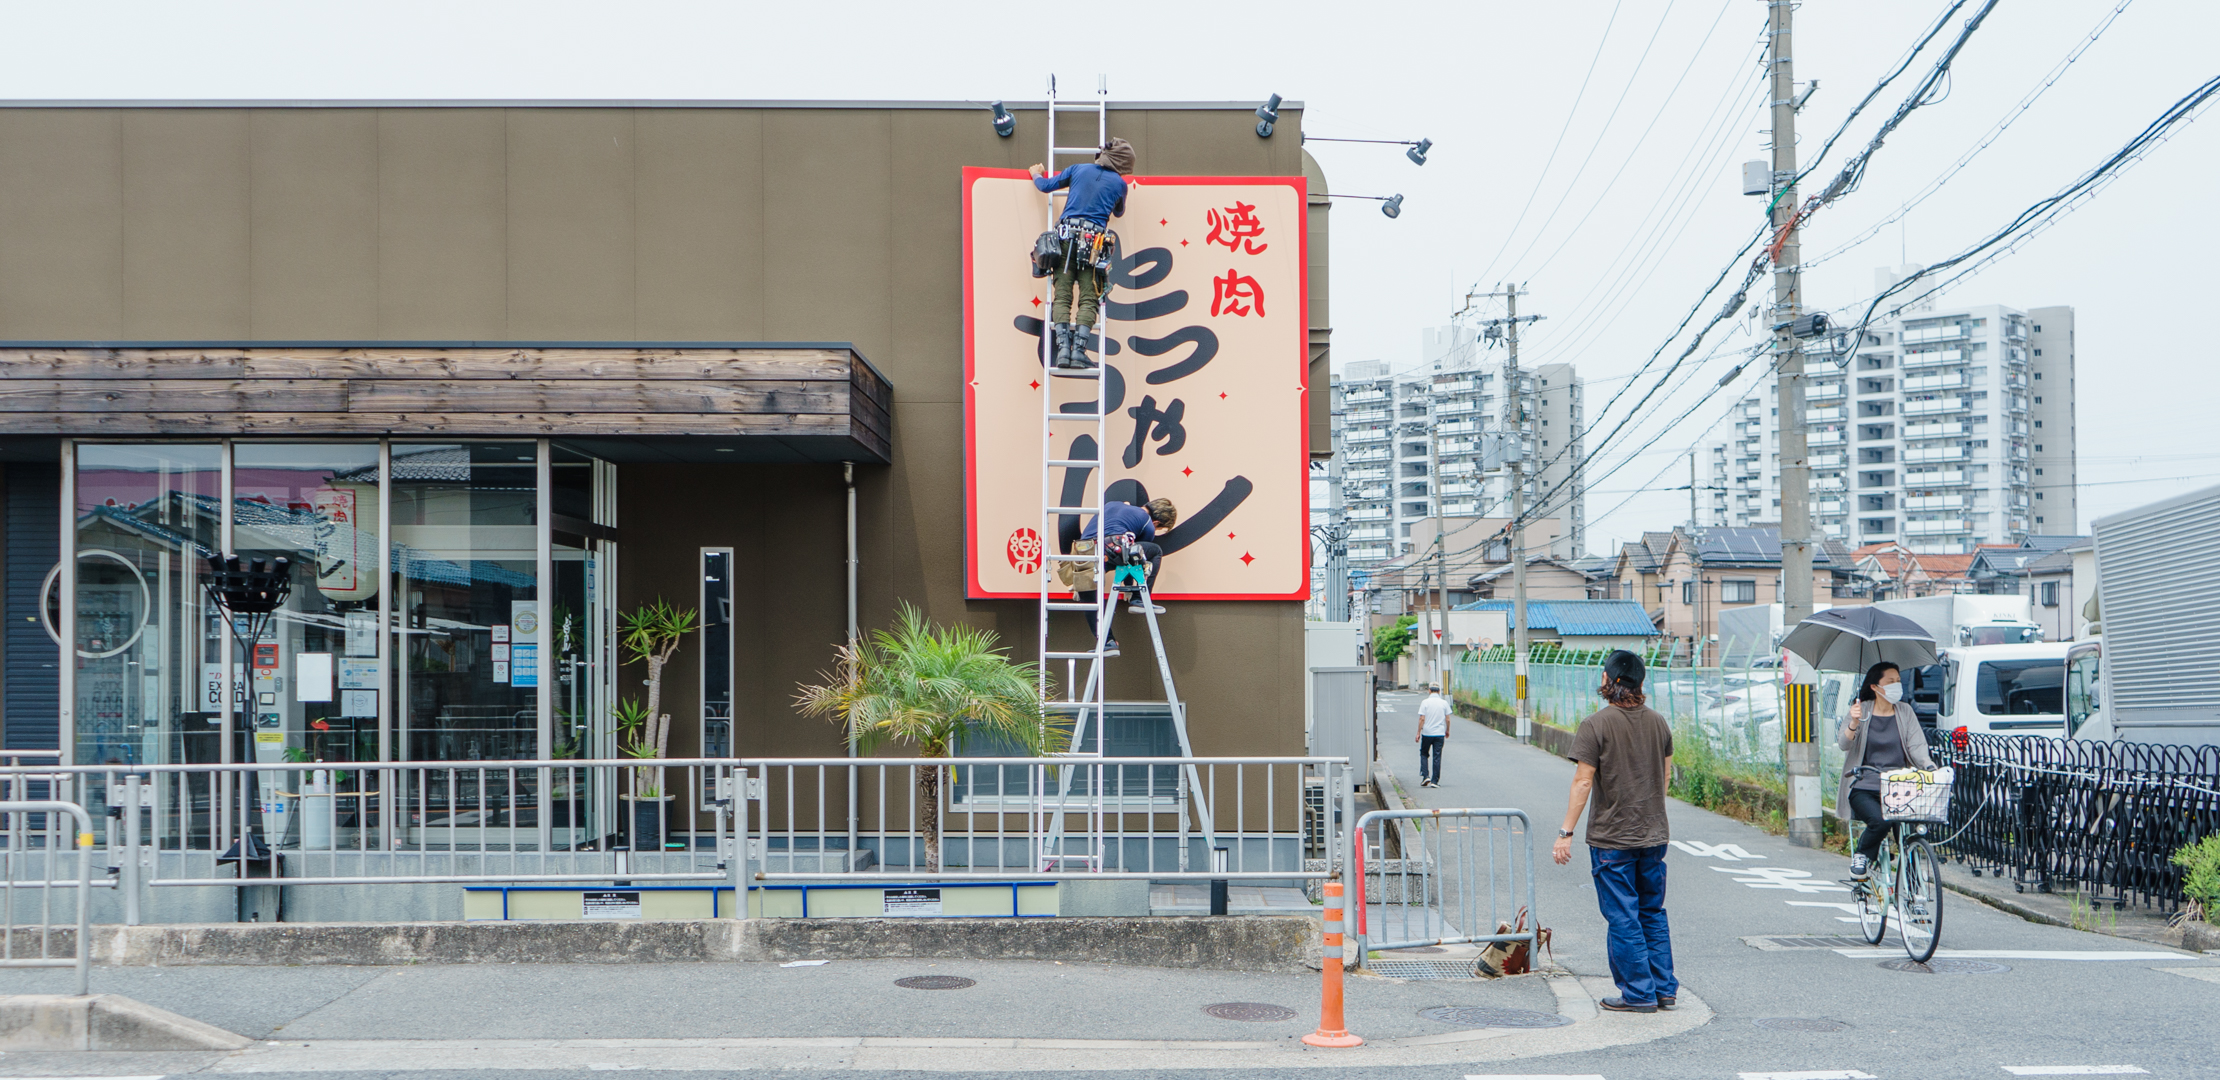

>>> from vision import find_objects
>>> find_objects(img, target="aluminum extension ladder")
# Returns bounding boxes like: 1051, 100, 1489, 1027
1030, 74, 1216, 874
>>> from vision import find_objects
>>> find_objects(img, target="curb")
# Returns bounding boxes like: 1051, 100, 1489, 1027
0, 993, 251, 1052
208, 981, 1713, 1073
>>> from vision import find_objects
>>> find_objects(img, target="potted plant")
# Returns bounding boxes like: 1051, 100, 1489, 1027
794, 603, 1053, 872
616, 598, 698, 851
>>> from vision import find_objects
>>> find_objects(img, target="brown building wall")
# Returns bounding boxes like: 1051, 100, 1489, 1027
0, 102, 1321, 762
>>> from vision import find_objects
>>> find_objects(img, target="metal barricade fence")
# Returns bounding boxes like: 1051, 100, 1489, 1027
744, 756, 1355, 881
1, 800, 94, 996
1348, 807, 1536, 965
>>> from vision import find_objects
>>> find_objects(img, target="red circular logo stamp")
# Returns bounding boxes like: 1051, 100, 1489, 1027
1006, 528, 1043, 574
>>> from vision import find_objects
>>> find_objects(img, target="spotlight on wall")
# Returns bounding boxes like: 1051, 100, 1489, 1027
1381, 194, 1404, 219
1406, 138, 1432, 167
991, 101, 1016, 138
1255, 93, 1282, 138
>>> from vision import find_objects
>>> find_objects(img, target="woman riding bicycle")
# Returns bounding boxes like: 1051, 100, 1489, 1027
1839, 661, 1936, 880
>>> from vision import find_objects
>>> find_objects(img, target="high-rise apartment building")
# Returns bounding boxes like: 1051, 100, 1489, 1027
1330, 329, 1585, 568
1698, 272, 2076, 552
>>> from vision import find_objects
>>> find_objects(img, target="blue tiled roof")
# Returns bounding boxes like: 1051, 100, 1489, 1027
1453, 598, 1660, 637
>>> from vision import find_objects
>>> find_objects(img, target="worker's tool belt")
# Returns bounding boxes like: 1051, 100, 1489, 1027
1058, 539, 1097, 592
1030, 229, 1065, 278
1059, 220, 1117, 273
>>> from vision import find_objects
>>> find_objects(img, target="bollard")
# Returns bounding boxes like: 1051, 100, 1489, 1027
1302, 876, 1364, 1048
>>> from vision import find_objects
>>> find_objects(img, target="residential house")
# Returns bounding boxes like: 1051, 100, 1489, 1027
1454, 598, 1661, 653
1611, 526, 1867, 664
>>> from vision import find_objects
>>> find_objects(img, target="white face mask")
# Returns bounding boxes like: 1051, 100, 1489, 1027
1879, 683, 1904, 704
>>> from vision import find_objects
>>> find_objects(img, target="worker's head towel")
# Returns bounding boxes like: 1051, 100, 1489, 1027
1096, 137, 1136, 175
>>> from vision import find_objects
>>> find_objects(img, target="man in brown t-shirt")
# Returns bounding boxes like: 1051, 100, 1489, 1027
1551, 649, 1678, 1013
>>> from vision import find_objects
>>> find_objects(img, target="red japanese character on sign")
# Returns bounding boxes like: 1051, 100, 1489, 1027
1204, 201, 1269, 255
1006, 528, 1042, 574
1210, 270, 1266, 318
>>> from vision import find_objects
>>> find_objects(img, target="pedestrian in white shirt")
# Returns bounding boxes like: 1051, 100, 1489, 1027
1415, 685, 1452, 788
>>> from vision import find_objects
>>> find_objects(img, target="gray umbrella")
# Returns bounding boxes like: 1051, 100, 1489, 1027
1780, 606, 1939, 672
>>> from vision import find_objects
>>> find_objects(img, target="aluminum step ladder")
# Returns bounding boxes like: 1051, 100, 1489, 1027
1030, 75, 1216, 875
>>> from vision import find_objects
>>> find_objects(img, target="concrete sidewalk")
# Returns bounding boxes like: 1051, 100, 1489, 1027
0, 953, 1710, 1073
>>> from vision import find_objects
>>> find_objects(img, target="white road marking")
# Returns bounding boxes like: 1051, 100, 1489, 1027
2001, 1068, 2149, 1076
2157, 965, 2220, 984
1738, 1071, 1877, 1080
1831, 949, 2186, 961
1672, 840, 1765, 861
1787, 899, 1864, 923
1712, 865, 1850, 893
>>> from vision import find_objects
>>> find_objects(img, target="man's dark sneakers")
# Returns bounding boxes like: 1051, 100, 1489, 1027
1657, 994, 1677, 1010
1598, 997, 1659, 1014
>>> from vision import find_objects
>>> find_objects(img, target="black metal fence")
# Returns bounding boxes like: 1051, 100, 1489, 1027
1931, 731, 2220, 910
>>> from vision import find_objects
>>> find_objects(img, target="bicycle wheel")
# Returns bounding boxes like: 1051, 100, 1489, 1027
1855, 854, 1888, 945
1899, 839, 1944, 963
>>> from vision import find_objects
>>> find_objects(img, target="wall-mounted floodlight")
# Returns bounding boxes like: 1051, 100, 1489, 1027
1306, 134, 1434, 167
1406, 138, 1432, 166
1320, 192, 1405, 219
991, 101, 1016, 138
1256, 93, 1282, 138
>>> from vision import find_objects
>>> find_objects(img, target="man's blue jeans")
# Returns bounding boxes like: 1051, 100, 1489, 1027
1589, 844, 1677, 1005
1418, 735, 1445, 784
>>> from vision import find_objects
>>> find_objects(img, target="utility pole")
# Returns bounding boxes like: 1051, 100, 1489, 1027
1426, 425, 1445, 690
1770, 0, 1821, 849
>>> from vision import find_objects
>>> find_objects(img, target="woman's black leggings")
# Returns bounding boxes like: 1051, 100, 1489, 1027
1849, 788, 1894, 861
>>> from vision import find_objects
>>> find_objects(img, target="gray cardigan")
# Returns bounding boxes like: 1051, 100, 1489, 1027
1836, 701, 1936, 822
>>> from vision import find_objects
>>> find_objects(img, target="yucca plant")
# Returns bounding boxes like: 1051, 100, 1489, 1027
617, 599, 698, 798
794, 603, 1055, 872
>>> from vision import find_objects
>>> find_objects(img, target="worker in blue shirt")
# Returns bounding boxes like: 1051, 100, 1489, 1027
1030, 137, 1134, 371
1067, 496, 1175, 656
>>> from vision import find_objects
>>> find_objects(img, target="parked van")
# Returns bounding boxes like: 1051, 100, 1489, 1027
1935, 642, 2073, 738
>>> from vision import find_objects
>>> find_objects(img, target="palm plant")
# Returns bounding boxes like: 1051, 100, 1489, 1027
794, 603, 1055, 872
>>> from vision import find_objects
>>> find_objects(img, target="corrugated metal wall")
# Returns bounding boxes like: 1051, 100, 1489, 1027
4, 462, 58, 750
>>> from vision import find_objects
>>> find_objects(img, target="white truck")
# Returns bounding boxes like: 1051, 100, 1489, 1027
2065, 483, 2220, 747
1870, 594, 2044, 648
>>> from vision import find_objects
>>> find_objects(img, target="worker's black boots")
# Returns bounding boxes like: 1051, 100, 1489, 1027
1051, 323, 1100, 373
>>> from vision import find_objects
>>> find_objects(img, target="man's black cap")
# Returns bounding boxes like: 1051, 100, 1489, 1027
1603, 649, 1646, 688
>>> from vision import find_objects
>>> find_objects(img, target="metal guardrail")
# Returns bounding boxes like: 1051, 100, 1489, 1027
1348, 807, 1537, 966
0, 756, 1355, 921
1934, 731, 2220, 909
745, 756, 1354, 882
1, 800, 93, 995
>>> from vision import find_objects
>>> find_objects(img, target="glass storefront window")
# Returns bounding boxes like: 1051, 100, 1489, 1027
69, 445, 222, 772
390, 443, 542, 762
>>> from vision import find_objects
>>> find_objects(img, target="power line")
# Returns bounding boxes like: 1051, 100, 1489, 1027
1466, 2, 1627, 292
1802, 0, 2140, 273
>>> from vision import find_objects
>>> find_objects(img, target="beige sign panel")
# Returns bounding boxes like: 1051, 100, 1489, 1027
964, 168, 1309, 600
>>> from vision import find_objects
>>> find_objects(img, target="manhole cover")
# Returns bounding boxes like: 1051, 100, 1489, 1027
1754, 1017, 1850, 1032
894, 975, 977, 990
1203, 1002, 1299, 1022
1877, 958, 2011, 975
1418, 1006, 1572, 1029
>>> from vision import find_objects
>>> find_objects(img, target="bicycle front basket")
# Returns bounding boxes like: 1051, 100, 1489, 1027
1880, 766, 1954, 823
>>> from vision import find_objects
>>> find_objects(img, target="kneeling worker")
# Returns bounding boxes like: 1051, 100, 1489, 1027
1030, 137, 1135, 371
1061, 497, 1176, 657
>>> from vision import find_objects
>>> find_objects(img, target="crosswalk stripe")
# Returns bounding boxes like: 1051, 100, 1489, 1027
1830, 949, 2184, 961
1738, 1071, 1877, 1079
2001, 1068, 2149, 1076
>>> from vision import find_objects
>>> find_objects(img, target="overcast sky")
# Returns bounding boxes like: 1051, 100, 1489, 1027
3, 1, 2213, 555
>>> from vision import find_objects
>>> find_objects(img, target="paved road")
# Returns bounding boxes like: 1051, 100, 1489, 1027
1374, 688, 2220, 1080
0, 693, 2211, 1079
